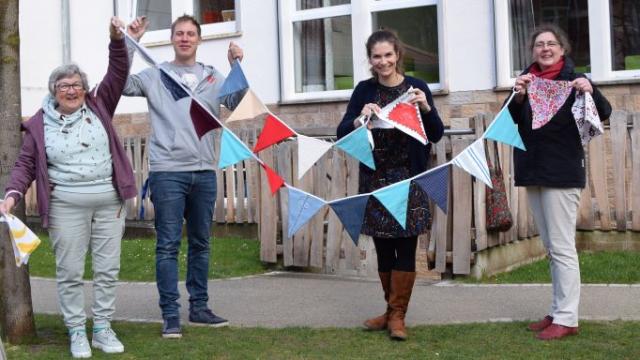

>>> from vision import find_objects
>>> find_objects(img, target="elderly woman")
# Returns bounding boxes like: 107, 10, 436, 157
337, 30, 443, 341
0, 18, 135, 358
509, 24, 611, 341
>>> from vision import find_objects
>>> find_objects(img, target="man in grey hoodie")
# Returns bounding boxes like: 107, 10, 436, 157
124, 15, 245, 338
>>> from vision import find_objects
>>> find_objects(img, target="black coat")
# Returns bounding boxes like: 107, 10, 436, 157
507, 58, 612, 188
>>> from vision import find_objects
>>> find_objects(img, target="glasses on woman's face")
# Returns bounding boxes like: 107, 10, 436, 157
56, 83, 84, 92
534, 41, 560, 49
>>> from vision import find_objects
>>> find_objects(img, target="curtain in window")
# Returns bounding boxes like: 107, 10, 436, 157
510, 0, 535, 74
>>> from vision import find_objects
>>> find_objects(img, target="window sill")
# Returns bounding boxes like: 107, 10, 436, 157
142, 31, 242, 48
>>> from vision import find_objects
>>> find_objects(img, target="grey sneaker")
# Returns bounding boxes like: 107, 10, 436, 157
162, 317, 182, 339
189, 309, 229, 327
69, 330, 92, 358
92, 327, 124, 353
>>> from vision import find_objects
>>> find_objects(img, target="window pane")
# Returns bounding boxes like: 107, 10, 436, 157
509, 0, 590, 76
137, 0, 171, 31
372, 6, 439, 84
293, 16, 353, 93
194, 0, 236, 25
296, 0, 350, 11
610, 0, 640, 71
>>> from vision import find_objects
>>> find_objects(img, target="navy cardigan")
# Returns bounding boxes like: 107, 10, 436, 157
337, 76, 444, 176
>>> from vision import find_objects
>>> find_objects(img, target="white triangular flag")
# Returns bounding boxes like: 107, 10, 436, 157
451, 139, 492, 188
297, 135, 333, 179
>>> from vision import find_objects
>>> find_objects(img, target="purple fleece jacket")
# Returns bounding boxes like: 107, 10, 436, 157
4, 38, 136, 227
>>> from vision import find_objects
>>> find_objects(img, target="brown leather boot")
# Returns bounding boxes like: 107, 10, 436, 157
388, 270, 416, 340
363, 272, 391, 330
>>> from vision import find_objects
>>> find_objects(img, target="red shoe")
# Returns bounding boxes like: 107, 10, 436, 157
527, 315, 553, 332
536, 324, 579, 340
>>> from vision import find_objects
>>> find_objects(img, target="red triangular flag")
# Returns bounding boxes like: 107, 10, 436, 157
190, 100, 222, 138
254, 114, 295, 153
261, 163, 285, 195
387, 102, 427, 144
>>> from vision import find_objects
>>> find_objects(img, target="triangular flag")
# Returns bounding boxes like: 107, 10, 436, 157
1, 214, 41, 266
335, 126, 376, 170
218, 129, 254, 169
124, 34, 157, 67
190, 100, 222, 138
452, 139, 492, 188
328, 195, 369, 245
226, 89, 269, 122
372, 180, 411, 229
484, 109, 526, 150
528, 76, 573, 129
218, 60, 249, 99
297, 135, 333, 179
160, 69, 190, 101
572, 92, 604, 145
286, 186, 326, 237
260, 163, 285, 194
254, 114, 296, 153
414, 165, 450, 213
387, 102, 428, 144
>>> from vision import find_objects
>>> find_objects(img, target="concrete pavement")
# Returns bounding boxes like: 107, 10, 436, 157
31, 272, 640, 328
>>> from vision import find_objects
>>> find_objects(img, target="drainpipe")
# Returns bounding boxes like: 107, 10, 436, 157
61, 0, 71, 63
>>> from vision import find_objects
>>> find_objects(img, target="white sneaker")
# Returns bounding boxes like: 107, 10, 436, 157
70, 331, 92, 358
91, 327, 125, 353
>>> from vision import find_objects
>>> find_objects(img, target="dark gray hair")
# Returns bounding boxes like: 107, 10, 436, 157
48, 63, 89, 96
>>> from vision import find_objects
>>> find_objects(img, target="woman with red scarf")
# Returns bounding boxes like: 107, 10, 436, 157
508, 24, 611, 341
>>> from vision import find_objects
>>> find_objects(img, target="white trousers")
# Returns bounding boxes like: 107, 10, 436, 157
48, 189, 125, 331
527, 186, 581, 327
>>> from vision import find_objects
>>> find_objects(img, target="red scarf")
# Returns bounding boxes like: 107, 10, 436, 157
529, 57, 565, 79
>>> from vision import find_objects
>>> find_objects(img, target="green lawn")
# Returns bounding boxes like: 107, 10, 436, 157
28, 234, 273, 281
462, 251, 640, 284
4, 314, 639, 359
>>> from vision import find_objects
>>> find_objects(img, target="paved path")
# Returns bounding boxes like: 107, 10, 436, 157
31, 272, 640, 328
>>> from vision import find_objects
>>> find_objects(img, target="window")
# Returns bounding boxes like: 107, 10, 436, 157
128, 0, 239, 44
494, 0, 640, 88
279, 0, 442, 102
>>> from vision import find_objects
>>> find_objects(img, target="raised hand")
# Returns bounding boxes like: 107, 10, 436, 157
127, 16, 149, 42
110, 17, 125, 40
227, 41, 244, 64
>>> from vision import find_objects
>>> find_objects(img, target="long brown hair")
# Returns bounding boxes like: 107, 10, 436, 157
366, 29, 405, 79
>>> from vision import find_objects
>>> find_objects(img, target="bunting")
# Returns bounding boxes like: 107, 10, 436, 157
1, 214, 41, 266
414, 165, 450, 213
297, 135, 333, 179
218, 59, 249, 99
286, 186, 326, 238
261, 163, 285, 194
226, 89, 269, 122
334, 126, 376, 170
451, 139, 492, 188
572, 91, 603, 145
190, 100, 222, 138
254, 114, 296, 153
484, 109, 526, 150
218, 129, 254, 169
160, 69, 190, 101
124, 33, 157, 67
328, 195, 370, 245
528, 76, 573, 129
372, 180, 411, 229
387, 102, 428, 144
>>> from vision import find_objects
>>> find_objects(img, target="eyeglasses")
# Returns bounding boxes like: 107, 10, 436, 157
534, 41, 561, 49
56, 83, 84, 92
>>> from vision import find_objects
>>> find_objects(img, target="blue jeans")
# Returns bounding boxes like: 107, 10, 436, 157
149, 171, 216, 319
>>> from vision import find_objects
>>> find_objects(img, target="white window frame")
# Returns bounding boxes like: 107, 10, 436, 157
494, 0, 640, 89
119, 0, 240, 45
278, 0, 444, 102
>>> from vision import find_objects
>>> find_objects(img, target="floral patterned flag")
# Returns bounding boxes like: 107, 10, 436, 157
528, 76, 573, 129
572, 91, 603, 145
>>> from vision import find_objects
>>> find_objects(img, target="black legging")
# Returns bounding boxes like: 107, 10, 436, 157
373, 236, 418, 272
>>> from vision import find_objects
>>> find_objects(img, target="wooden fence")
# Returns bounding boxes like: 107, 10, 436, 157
23, 111, 639, 275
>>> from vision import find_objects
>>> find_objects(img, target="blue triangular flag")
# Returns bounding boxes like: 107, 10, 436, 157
328, 195, 369, 246
287, 187, 326, 238
335, 126, 375, 170
372, 180, 411, 229
160, 69, 189, 101
484, 109, 526, 150
218, 60, 249, 99
218, 129, 254, 169
414, 165, 450, 213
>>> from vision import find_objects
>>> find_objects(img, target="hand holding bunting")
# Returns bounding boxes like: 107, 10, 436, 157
1, 214, 41, 267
